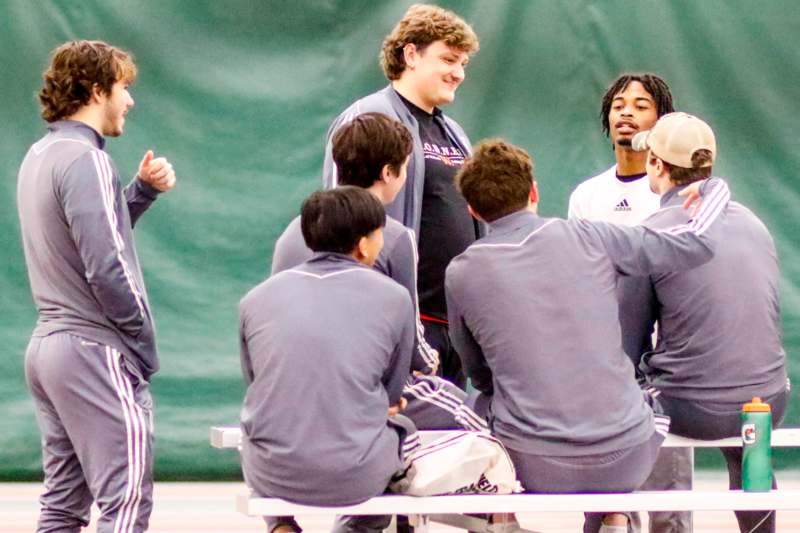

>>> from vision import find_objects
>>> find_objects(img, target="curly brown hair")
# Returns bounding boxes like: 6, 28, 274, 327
38, 40, 137, 122
380, 4, 479, 81
456, 139, 534, 222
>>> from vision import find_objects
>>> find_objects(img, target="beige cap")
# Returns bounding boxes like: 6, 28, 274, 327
632, 112, 716, 168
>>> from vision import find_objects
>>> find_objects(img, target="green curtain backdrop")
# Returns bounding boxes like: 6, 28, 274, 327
1, 0, 798, 479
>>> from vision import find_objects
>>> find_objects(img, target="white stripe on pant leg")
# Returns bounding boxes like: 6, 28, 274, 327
455, 405, 489, 432
105, 347, 139, 533
114, 351, 149, 533
404, 381, 482, 430
426, 384, 487, 431
405, 379, 487, 431
430, 385, 488, 431
425, 383, 487, 431
404, 383, 461, 418
109, 351, 141, 533
405, 378, 461, 410
108, 350, 141, 533
113, 350, 149, 533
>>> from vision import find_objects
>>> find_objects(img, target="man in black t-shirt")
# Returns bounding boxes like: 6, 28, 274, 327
322, 4, 481, 387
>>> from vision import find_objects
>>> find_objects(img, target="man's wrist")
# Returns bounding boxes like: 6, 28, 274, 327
135, 175, 161, 198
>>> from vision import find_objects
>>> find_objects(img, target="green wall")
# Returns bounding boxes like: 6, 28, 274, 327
1, 0, 798, 479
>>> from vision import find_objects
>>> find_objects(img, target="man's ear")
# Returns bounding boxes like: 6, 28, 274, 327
90, 83, 107, 104
467, 204, 484, 222
658, 158, 669, 179
380, 164, 394, 183
354, 236, 368, 260
649, 154, 666, 177
403, 43, 419, 69
529, 181, 539, 204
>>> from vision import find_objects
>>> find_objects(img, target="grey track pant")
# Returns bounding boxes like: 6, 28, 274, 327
402, 374, 488, 431
631, 447, 694, 532
504, 427, 668, 533
25, 332, 154, 533
257, 415, 418, 533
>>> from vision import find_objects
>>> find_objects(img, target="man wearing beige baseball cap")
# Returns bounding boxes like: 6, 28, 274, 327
632, 111, 716, 190
624, 112, 790, 533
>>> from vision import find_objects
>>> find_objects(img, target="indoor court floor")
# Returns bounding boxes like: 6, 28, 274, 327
2, 471, 799, 532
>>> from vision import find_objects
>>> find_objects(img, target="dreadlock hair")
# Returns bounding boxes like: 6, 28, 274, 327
600, 73, 674, 137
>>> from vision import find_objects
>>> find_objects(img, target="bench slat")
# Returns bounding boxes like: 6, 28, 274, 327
236, 490, 800, 515
211, 426, 800, 450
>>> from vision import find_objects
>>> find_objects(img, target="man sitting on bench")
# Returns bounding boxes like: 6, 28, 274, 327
620, 112, 790, 533
445, 139, 729, 533
239, 187, 416, 533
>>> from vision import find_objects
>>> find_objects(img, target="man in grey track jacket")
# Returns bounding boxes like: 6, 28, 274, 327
445, 139, 729, 533
621, 113, 789, 533
241, 187, 417, 533
275, 113, 486, 432
17, 40, 176, 533
322, 4, 482, 387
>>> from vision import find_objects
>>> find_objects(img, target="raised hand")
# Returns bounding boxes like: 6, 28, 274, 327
137, 149, 176, 192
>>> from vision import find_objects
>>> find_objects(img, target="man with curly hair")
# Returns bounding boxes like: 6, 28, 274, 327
17, 40, 176, 533
322, 4, 480, 388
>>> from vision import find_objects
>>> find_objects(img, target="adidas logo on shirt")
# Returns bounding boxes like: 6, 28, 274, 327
614, 199, 632, 212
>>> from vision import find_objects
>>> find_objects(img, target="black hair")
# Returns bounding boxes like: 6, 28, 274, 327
600, 73, 674, 136
300, 186, 385, 254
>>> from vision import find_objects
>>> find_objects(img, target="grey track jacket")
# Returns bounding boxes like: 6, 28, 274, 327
17, 120, 159, 380
445, 179, 730, 456
271, 214, 438, 373
321, 85, 478, 239
239, 253, 414, 505
619, 185, 787, 403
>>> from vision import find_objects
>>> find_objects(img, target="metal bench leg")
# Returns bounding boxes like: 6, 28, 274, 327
428, 513, 542, 533
407, 514, 430, 533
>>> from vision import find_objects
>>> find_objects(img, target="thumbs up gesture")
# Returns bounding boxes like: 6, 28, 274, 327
137, 149, 176, 192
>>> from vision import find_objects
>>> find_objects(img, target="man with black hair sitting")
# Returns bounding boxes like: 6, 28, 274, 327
239, 187, 417, 533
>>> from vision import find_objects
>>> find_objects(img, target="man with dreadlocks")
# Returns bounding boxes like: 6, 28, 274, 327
568, 74, 692, 533
569, 73, 675, 223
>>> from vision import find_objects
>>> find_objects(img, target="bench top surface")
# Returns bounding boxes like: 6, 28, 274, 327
211, 426, 800, 449
236, 490, 800, 515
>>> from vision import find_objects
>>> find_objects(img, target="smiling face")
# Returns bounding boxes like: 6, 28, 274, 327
99, 80, 134, 137
402, 40, 469, 111
608, 81, 658, 149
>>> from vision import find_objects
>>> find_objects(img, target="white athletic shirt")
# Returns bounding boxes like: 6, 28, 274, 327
568, 165, 660, 224
569, 164, 662, 360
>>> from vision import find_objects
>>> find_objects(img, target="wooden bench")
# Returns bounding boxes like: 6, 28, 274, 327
210, 426, 800, 532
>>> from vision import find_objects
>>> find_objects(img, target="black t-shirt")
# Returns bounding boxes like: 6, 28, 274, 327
397, 92, 477, 320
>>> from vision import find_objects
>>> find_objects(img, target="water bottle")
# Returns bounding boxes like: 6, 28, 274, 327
741, 397, 772, 492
